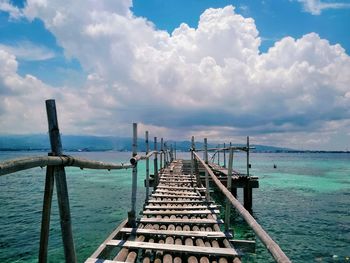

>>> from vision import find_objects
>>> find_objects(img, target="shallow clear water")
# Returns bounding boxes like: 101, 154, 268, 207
0, 151, 349, 262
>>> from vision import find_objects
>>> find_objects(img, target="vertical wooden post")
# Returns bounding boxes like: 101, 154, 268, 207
190, 136, 194, 177
247, 136, 250, 177
129, 123, 138, 227
38, 165, 54, 263
225, 147, 234, 232
154, 137, 158, 185
174, 142, 177, 160
45, 99, 77, 263
145, 131, 150, 202
229, 142, 237, 198
223, 143, 226, 168
217, 144, 220, 165
160, 138, 164, 170
170, 144, 173, 162
244, 136, 252, 211
164, 142, 168, 166
204, 138, 210, 200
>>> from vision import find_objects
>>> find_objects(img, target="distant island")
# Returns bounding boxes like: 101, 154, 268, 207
0, 134, 349, 153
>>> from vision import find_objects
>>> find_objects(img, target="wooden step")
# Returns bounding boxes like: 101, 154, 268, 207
157, 185, 205, 191
151, 194, 205, 199
138, 218, 224, 225
147, 199, 211, 204
142, 209, 220, 215
154, 190, 199, 196
106, 240, 238, 256
86, 258, 124, 263
144, 205, 218, 210
120, 228, 226, 238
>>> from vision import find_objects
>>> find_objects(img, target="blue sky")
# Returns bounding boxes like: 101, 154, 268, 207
0, 0, 350, 150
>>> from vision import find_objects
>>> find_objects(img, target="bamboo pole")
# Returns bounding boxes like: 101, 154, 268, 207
154, 137, 158, 186
45, 99, 77, 263
223, 143, 226, 168
0, 156, 132, 176
204, 138, 209, 200
145, 131, 150, 202
160, 138, 164, 170
193, 152, 291, 263
217, 144, 220, 166
129, 123, 138, 227
247, 136, 250, 177
38, 165, 54, 263
225, 147, 233, 232
190, 136, 194, 177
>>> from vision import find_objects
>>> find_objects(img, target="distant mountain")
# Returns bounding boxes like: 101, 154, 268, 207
0, 134, 297, 152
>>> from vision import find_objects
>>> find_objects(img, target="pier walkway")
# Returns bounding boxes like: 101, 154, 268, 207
87, 160, 240, 263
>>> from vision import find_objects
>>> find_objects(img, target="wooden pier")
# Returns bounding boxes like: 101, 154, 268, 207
0, 100, 291, 263
87, 160, 241, 263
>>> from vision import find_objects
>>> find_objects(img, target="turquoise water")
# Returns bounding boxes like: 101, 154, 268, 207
0, 151, 349, 262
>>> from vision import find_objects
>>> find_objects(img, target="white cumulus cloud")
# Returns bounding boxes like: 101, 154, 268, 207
0, 1, 349, 149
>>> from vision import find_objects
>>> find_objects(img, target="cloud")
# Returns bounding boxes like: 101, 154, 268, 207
298, 0, 350, 15
0, 2, 349, 149
0, 41, 56, 61
0, 0, 23, 19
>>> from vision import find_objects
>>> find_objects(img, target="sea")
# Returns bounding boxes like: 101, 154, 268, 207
0, 151, 349, 263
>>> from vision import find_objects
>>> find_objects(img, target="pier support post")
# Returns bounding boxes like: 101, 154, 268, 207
244, 183, 253, 212
160, 138, 163, 170
223, 143, 226, 168
217, 144, 220, 166
190, 136, 194, 177
174, 142, 177, 160
154, 137, 158, 186
247, 136, 250, 177
129, 123, 138, 227
145, 131, 150, 202
38, 165, 54, 263
204, 138, 210, 200
43, 99, 77, 263
244, 136, 252, 211
229, 142, 237, 198
225, 146, 234, 232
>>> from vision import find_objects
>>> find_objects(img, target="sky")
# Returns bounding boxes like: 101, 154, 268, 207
0, 0, 349, 150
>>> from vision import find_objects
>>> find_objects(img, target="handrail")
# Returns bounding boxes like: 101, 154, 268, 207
0, 155, 133, 176
130, 151, 157, 165
193, 151, 291, 263
197, 146, 256, 152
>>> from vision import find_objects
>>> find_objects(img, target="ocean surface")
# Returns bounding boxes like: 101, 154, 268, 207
0, 151, 349, 263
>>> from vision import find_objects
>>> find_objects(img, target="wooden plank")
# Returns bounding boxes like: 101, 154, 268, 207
106, 240, 238, 256
147, 199, 211, 204
159, 180, 195, 183
85, 258, 125, 263
144, 205, 218, 210
155, 190, 199, 196
120, 228, 226, 238
142, 209, 220, 215
157, 186, 206, 191
138, 218, 224, 225
151, 194, 205, 199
